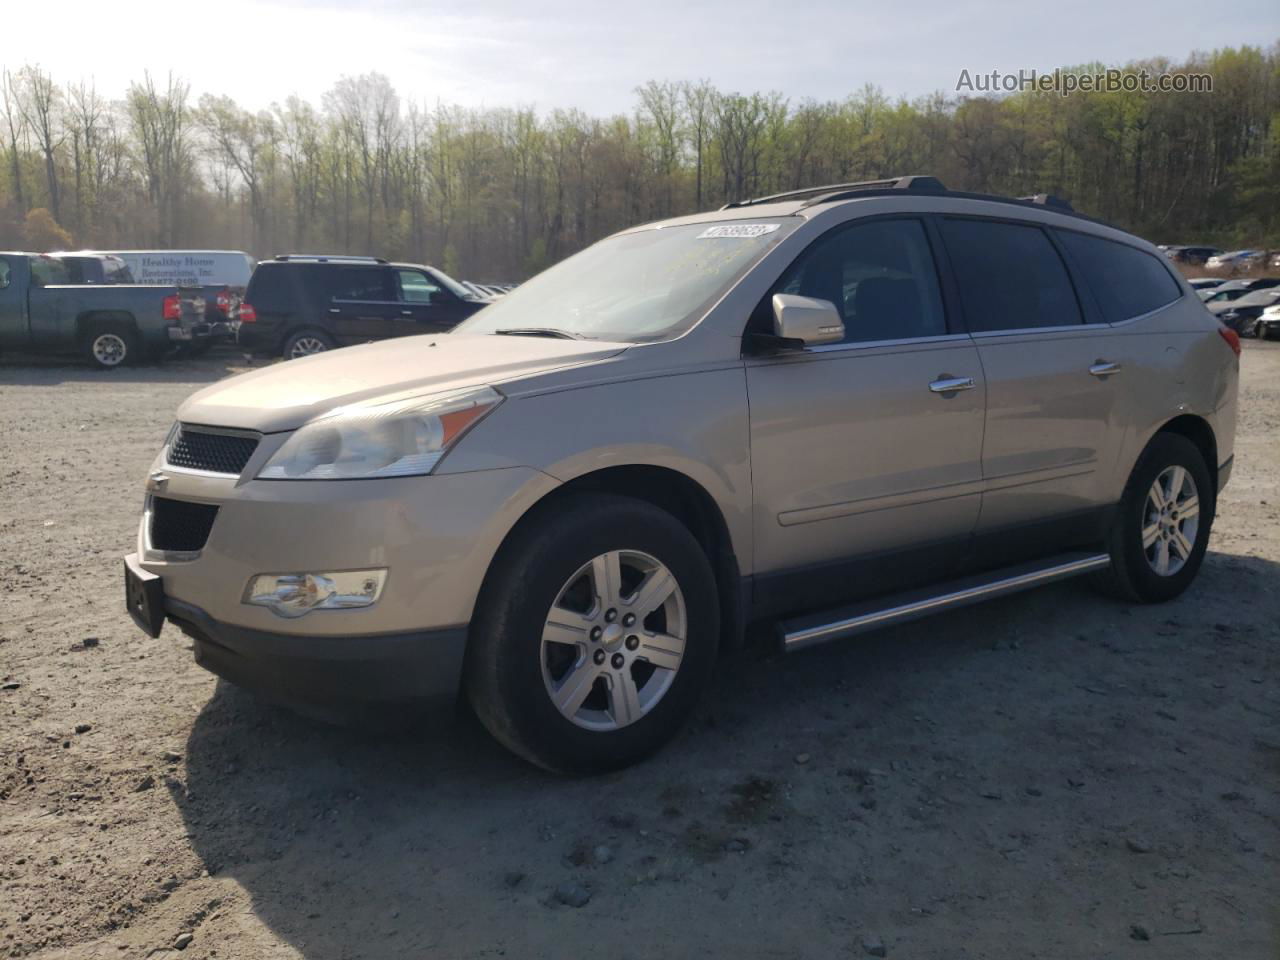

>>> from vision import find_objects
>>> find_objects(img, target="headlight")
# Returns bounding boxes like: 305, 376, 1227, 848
257, 386, 502, 480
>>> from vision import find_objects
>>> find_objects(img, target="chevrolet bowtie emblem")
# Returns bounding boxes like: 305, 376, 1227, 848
147, 471, 169, 492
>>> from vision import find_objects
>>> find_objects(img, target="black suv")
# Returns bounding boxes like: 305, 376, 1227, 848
237, 255, 492, 359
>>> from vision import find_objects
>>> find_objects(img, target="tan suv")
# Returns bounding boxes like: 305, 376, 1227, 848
124, 176, 1240, 773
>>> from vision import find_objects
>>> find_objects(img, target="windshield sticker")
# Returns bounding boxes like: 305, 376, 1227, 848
697, 223, 781, 239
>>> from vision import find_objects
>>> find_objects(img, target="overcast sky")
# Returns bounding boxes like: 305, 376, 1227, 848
8, 0, 1278, 114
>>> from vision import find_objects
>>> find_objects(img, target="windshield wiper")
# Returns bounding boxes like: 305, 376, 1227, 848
493, 327, 586, 340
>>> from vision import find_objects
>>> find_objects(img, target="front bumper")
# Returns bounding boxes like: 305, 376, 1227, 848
165, 593, 467, 706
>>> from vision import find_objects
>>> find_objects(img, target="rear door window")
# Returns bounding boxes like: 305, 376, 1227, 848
1056, 230, 1181, 323
326, 266, 395, 302
940, 219, 1084, 332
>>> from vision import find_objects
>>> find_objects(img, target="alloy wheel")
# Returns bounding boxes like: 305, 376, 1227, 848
539, 549, 686, 731
289, 336, 329, 358
1142, 465, 1200, 576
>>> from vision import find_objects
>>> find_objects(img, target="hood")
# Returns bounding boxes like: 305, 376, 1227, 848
178, 333, 627, 432
1207, 300, 1242, 316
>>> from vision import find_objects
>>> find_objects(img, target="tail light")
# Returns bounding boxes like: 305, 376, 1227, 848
162, 294, 182, 322
238, 303, 258, 323
1218, 326, 1241, 357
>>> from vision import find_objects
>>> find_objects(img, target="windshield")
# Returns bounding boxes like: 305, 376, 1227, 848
457, 218, 797, 341
425, 267, 475, 300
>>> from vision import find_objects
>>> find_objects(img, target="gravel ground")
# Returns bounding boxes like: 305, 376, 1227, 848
1, 344, 1277, 960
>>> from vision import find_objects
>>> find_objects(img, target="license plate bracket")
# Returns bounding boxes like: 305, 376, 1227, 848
124, 554, 165, 638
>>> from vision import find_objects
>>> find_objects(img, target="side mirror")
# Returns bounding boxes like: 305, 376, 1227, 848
772, 293, 844, 346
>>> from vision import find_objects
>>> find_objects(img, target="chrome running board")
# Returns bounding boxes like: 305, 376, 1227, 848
780, 552, 1110, 652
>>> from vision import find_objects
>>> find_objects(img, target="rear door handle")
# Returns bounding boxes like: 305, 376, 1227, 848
929, 376, 975, 394
401, 309, 413, 316
1089, 361, 1122, 377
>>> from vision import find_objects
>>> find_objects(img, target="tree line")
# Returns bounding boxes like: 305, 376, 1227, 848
1, 43, 1277, 282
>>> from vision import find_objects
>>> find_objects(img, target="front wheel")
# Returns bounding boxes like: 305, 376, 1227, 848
1092, 433, 1214, 603
466, 494, 719, 774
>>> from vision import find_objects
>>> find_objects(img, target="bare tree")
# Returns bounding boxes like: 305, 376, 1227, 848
1, 69, 26, 211
17, 65, 65, 221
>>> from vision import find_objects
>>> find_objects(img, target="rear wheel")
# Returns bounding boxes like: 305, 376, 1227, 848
283, 329, 335, 360
466, 494, 719, 774
83, 322, 138, 369
1092, 433, 1214, 603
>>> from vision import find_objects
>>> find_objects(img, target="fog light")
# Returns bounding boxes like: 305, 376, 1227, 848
244, 569, 387, 618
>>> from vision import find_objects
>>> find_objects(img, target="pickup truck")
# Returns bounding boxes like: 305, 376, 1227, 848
0, 252, 205, 368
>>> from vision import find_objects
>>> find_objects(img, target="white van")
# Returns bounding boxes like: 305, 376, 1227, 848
104, 250, 255, 290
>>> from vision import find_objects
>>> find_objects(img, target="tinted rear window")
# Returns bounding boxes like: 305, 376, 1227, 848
324, 266, 394, 301
1056, 231, 1181, 323
245, 265, 296, 312
940, 219, 1083, 332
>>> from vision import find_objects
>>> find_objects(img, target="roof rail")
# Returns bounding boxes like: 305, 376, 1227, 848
1017, 194, 1074, 212
721, 175, 946, 210
274, 254, 389, 264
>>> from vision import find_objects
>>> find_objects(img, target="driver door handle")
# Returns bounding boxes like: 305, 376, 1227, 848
929, 376, 975, 394
1089, 361, 1122, 377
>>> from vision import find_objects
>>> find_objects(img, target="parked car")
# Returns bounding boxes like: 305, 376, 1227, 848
1212, 289, 1280, 336
236, 255, 492, 360
1205, 249, 1265, 273
1200, 277, 1280, 303
1164, 245, 1220, 265
104, 249, 255, 334
0, 252, 205, 367
124, 175, 1239, 773
1188, 277, 1226, 291
1270, 251, 1280, 270
47, 251, 136, 284
1254, 303, 1280, 340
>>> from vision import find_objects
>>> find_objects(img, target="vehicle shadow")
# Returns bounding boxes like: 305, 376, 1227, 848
0, 347, 263, 386
175, 548, 1279, 957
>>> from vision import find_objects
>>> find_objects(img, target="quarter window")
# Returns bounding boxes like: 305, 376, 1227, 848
771, 218, 947, 343
940, 219, 1083, 332
1056, 230, 1182, 323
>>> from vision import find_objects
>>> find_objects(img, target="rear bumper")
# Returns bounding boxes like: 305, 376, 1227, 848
165, 595, 468, 707
236, 322, 282, 355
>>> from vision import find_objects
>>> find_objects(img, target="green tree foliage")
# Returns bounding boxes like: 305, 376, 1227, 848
0, 45, 1276, 280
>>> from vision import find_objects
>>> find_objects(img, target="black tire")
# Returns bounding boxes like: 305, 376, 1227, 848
83, 321, 138, 370
1092, 433, 1214, 603
282, 328, 336, 360
466, 493, 719, 774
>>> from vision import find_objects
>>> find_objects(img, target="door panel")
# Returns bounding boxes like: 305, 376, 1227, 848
971, 328, 1122, 529
328, 300, 402, 341
747, 338, 986, 580
935, 216, 1123, 534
